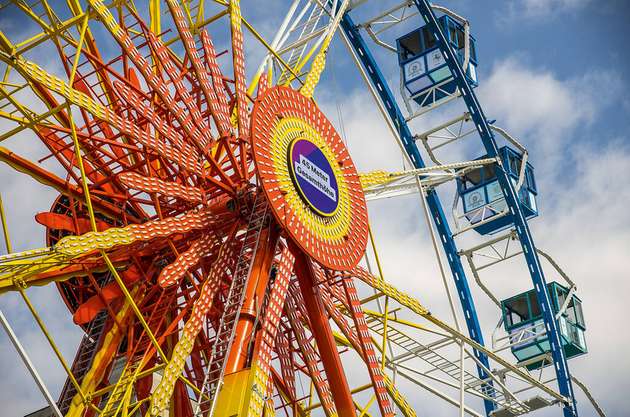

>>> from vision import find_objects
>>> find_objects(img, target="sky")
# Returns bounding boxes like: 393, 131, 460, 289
0, 0, 629, 416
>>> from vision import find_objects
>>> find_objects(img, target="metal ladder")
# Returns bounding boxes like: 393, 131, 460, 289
57, 310, 109, 414
98, 358, 140, 417
194, 194, 269, 417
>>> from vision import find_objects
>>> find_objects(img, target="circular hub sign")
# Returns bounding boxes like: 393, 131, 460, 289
250, 86, 368, 270
289, 138, 339, 217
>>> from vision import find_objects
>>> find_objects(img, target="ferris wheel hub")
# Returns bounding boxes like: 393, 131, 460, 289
251, 86, 368, 271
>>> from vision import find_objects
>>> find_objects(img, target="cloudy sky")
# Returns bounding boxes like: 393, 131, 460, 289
1, 0, 629, 416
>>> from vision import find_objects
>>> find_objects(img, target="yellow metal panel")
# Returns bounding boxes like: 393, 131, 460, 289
214, 369, 252, 417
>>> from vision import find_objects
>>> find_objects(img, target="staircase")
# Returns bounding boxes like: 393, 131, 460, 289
57, 310, 109, 414
364, 314, 529, 415
193, 194, 269, 417
277, 5, 327, 85
98, 288, 176, 417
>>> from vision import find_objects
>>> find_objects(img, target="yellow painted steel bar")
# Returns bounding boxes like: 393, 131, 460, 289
359, 158, 498, 189
361, 217, 566, 403
1, 164, 88, 407
367, 227, 391, 371
194, 0, 206, 28
304, 383, 373, 412
67, 102, 98, 231
380, 296, 389, 370
354, 268, 566, 402
0, 66, 69, 132
89, 363, 164, 398
240, 17, 303, 86
65, 291, 140, 417
12, 0, 81, 74
299, 0, 350, 98
68, 14, 90, 85
163, 9, 229, 46
67, 92, 207, 408
13, 13, 86, 56
159, 0, 301, 88
102, 253, 164, 358
102, 252, 209, 404
127, 397, 151, 417
358, 395, 376, 417
178, 0, 194, 28
333, 333, 417, 417
13, 1, 55, 40
67, 0, 118, 109
0, 193, 12, 253
0, 254, 90, 294
280, 44, 314, 87
362, 309, 429, 332
0, 100, 67, 143
150, 0, 161, 35
0, 109, 30, 125
195, 8, 229, 31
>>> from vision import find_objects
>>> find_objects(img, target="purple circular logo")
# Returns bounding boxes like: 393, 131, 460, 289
289, 138, 339, 217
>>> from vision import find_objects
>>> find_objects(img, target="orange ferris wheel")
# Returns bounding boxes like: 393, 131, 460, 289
0, 1, 603, 417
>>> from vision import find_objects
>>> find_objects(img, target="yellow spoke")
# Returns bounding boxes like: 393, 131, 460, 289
299, 0, 351, 98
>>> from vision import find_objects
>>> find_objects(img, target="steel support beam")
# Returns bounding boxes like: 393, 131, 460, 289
295, 251, 356, 417
340, 12, 496, 416
410, 1, 577, 415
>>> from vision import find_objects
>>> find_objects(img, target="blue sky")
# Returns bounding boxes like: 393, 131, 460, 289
0, 1, 628, 416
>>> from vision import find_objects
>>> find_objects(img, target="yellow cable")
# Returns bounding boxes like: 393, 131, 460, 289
0, 193, 12, 253
358, 395, 376, 417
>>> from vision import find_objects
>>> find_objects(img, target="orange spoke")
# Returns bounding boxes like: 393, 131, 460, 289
166, 0, 233, 140
200, 29, 232, 130
158, 232, 222, 287
119, 172, 203, 204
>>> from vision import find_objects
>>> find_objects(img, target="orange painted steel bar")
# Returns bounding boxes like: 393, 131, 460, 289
0, 147, 140, 224
224, 225, 280, 374
285, 291, 337, 417
294, 250, 356, 417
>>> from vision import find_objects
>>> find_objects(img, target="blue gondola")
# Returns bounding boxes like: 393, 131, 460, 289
501, 282, 587, 370
396, 15, 478, 108
456, 146, 538, 235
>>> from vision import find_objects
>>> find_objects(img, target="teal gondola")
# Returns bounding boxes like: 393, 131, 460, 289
501, 282, 587, 370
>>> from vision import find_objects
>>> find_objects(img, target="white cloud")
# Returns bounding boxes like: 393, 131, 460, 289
479, 57, 619, 145
521, 0, 591, 16
499, 0, 592, 23
526, 140, 630, 413
477, 56, 623, 185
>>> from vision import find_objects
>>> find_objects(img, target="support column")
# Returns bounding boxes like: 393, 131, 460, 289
340, 13, 496, 416
225, 226, 279, 374
294, 251, 356, 417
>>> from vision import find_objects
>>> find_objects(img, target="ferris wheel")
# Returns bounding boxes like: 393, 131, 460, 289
0, 1, 607, 417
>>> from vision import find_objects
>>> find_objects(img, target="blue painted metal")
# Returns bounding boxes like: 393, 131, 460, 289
340, 13, 496, 416
410, 1, 578, 415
